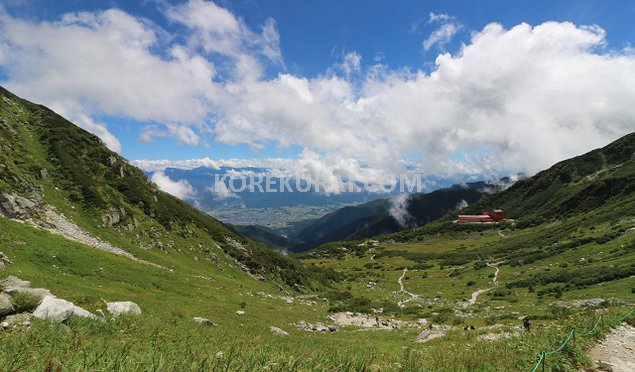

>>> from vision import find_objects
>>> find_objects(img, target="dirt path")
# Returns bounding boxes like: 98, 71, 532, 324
459, 263, 501, 308
396, 268, 420, 309
488, 263, 501, 286
587, 325, 635, 371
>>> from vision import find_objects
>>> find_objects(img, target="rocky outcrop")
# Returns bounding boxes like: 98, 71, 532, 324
296, 320, 337, 333
101, 207, 126, 227
0, 193, 41, 219
1, 275, 31, 290
106, 301, 141, 317
1, 276, 99, 325
1, 276, 52, 300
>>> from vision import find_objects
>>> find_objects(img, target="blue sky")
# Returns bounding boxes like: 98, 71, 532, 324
1, 0, 635, 190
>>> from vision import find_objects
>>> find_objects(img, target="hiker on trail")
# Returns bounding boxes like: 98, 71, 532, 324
523, 317, 531, 332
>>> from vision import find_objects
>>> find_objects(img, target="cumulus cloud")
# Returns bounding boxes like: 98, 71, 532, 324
2, 3, 635, 186
151, 171, 196, 199
211, 21, 635, 179
165, 0, 283, 79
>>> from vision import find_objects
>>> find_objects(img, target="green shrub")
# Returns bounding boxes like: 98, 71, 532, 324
11, 292, 41, 313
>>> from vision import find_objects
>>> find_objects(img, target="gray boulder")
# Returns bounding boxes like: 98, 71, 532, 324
270, 326, 289, 336
33, 296, 75, 323
0, 292, 15, 316
106, 301, 141, 317
193, 317, 215, 326
0, 194, 38, 219
71, 305, 100, 320
1, 276, 50, 300
32, 296, 97, 322
0, 262, 5, 271
1, 275, 31, 289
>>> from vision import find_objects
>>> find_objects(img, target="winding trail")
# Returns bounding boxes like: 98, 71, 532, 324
460, 262, 502, 308
396, 268, 420, 309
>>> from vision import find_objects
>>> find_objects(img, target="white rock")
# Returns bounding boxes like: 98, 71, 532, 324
33, 296, 75, 322
235, 310, 245, 315
193, 317, 215, 326
71, 305, 100, 320
106, 301, 141, 317
270, 326, 289, 336
1, 275, 31, 289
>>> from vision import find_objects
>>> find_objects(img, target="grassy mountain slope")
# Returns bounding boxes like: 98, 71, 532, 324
0, 85, 324, 289
461, 133, 635, 223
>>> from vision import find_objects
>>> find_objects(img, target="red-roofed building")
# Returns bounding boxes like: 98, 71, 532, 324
458, 209, 506, 223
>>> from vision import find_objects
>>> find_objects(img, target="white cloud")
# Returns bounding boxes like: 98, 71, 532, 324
165, 0, 283, 80
389, 194, 414, 228
151, 171, 197, 199
2, 3, 635, 186
423, 22, 461, 51
427, 12, 453, 23
207, 181, 240, 200
422, 12, 462, 51
208, 21, 635, 180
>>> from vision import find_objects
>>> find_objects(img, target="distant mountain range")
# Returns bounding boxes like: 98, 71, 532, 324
230, 179, 512, 252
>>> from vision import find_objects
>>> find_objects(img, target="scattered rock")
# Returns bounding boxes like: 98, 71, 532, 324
415, 329, 447, 343
32, 296, 97, 322
567, 298, 606, 307
235, 310, 245, 316
0, 262, 5, 271
1, 275, 31, 289
193, 317, 215, 326
1, 313, 32, 330
296, 320, 337, 333
39, 168, 49, 180
106, 301, 141, 317
0, 292, 15, 316
328, 312, 419, 329
270, 326, 289, 336
32, 296, 75, 323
